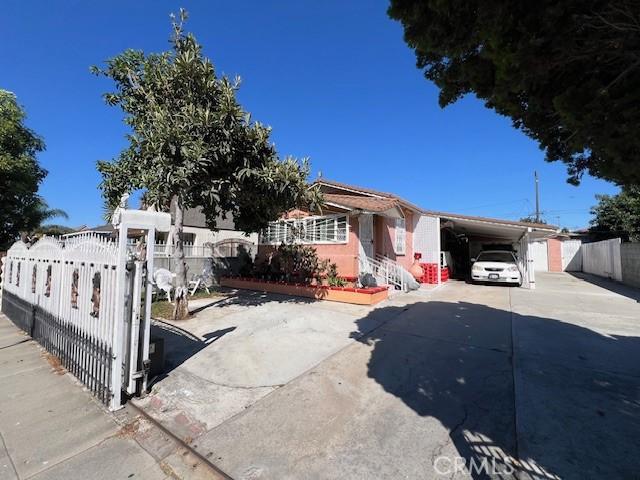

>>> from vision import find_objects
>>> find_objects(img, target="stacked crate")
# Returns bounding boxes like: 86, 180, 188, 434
418, 263, 449, 284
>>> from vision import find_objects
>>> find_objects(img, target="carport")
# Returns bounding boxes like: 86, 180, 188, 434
424, 212, 557, 289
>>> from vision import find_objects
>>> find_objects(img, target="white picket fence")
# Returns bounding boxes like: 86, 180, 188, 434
0, 209, 170, 410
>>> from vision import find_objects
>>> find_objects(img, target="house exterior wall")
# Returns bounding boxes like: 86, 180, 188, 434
257, 215, 360, 277
374, 209, 414, 270
313, 215, 360, 277
547, 238, 563, 272
256, 208, 417, 278
413, 215, 440, 264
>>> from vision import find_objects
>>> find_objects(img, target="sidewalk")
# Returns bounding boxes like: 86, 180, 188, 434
0, 313, 228, 480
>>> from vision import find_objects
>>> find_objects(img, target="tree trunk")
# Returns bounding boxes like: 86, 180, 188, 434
172, 196, 190, 320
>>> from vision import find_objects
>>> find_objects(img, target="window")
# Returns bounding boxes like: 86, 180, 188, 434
260, 215, 348, 244
395, 218, 406, 254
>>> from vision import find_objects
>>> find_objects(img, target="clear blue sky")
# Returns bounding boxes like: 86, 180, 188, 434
1, 0, 618, 230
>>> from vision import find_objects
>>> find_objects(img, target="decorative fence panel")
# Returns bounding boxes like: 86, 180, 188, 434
1, 232, 150, 410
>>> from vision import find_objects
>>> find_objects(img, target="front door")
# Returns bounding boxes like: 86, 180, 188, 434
359, 214, 374, 259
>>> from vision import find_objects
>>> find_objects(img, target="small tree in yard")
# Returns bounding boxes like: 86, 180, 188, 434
590, 187, 640, 241
93, 10, 320, 319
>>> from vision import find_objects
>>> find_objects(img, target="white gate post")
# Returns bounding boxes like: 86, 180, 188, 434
141, 227, 156, 393
111, 209, 170, 407
110, 222, 130, 410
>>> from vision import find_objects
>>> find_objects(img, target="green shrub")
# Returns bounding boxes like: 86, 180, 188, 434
326, 262, 346, 287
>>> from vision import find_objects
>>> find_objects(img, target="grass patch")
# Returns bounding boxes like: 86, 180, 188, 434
151, 290, 226, 320
151, 301, 175, 320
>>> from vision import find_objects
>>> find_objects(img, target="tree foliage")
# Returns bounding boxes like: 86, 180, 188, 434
93, 10, 319, 231
0, 90, 48, 250
93, 10, 320, 318
388, 0, 640, 186
590, 187, 640, 241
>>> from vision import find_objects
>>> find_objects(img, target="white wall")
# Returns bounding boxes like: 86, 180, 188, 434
529, 240, 549, 272
561, 239, 582, 271
518, 233, 535, 289
581, 238, 622, 281
413, 215, 440, 263
164, 226, 258, 248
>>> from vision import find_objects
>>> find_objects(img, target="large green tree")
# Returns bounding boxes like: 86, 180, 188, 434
94, 10, 320, 319
388, 0, 640, 186
0, 90, 48, 250
590, 187, 640, 241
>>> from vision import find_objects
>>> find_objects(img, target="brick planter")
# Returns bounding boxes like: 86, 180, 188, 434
220, 277, 388, 305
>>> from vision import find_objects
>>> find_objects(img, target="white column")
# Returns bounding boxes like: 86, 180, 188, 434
141, 228, 155, 392
110, 222, 129, 410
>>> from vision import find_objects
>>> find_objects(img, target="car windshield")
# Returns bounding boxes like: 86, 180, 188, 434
476, 252, 515, 263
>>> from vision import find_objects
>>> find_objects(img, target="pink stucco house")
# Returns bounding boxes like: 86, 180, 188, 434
258, 179, 423, 278
258, 178, 558, 289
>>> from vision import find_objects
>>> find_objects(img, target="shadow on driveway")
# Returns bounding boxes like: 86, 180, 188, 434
190, 288, 317, 314
567, 272, 640, 303
346, 300, 640, 479
147, 283, 640, 479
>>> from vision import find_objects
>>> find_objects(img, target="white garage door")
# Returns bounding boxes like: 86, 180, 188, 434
529, 240, 549, 271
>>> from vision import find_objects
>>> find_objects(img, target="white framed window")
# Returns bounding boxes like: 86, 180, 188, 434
260, 214, 348, 245
394, 217, 406, 254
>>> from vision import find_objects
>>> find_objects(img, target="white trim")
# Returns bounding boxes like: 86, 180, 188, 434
259, 213, 350, 245
323, 201, 354, 211
426, 212, 557, 233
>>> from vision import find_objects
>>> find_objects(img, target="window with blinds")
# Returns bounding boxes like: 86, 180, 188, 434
395, 218, 406, 254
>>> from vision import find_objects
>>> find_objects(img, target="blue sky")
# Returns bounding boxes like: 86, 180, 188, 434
1, 1, 617, 230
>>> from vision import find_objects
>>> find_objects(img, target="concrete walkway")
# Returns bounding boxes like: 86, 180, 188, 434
0, 313, 227, 480
137, 273, 640, 479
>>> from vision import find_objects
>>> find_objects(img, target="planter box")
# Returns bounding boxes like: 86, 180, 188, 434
220, 277, 388, 305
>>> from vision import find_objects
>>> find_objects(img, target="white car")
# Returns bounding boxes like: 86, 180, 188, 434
471, 250, 522, 286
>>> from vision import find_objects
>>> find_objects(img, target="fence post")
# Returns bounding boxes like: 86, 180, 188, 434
110, 223, 129, 410
29, 303, 36, 338
140, 228, 156, 393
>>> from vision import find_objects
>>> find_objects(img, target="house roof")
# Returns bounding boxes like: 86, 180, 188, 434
314, 179, 423, 213
323, 193, 399, 212
425, 210, 556, 231
315, 178, 557, 231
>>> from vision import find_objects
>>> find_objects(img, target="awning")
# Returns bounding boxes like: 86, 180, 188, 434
438, 214, 557, 242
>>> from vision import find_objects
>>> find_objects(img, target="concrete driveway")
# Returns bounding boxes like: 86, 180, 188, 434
135, 289, 423, 439
138, 275, 640, 479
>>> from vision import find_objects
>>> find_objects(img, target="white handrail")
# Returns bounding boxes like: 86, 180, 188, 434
359, 254, 407, 292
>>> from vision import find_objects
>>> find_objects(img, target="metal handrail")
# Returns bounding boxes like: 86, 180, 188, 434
359, 254, 407, 292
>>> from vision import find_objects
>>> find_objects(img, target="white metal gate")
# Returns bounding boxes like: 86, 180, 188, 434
0, 209, 170, 410
358, 214, 374, 260
561, 239, 582, 271
529, 240, 549, 272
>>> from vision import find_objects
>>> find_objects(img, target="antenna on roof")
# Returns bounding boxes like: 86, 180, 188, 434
317, 170, 323, 179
